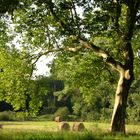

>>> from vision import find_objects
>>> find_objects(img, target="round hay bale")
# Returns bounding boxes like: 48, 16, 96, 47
54, 116, 61, 122
59, 122, 70, 131
72, 122, 85, 131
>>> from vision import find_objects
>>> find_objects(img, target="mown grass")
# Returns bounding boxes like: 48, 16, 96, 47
0, 121, 140, 140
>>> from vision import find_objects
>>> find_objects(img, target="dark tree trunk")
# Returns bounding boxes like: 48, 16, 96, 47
111, 71, 132, 133
111, 42, 134, 133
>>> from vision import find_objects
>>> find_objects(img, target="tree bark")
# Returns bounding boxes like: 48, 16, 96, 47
111, 42, 134, 133
111, 71, 129, 133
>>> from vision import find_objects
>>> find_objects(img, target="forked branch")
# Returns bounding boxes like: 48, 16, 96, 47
32, 35, 124, 73
31, 46, 82, 64
79, 38, 124, 72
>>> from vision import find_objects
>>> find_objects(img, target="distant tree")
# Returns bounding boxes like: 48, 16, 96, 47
51, 52, 115, 121
30, 76, 64, 114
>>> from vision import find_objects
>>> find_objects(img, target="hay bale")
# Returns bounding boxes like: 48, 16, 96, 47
59, 122, 70, 131
54, 116, 62, 122
72, 122, 85, 131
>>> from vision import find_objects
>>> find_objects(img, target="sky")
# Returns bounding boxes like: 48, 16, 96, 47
33, 55, 54, 76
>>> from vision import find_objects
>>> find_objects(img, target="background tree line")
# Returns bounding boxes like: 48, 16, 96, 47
0, 65, 140, 123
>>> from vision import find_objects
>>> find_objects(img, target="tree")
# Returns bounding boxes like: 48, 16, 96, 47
0, 47, 33, 111
2, 0, 140, 133
31, 76, 64, 115
0, 13, 39, 114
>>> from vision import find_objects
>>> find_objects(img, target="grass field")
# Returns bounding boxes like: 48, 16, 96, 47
0, 121, 140, 139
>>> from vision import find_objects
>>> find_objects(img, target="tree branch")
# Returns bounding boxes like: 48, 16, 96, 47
47, 0, 75, 35
31, 46, 82, 65
79, 38, 124, 71
125, 0, 140, 40
113, 0, 123, 36
32, 36, 124, 72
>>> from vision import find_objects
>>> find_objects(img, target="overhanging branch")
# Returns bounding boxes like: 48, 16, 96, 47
79, 39, 124, 72
32, 37, 124, 72
31, 46, 82, 64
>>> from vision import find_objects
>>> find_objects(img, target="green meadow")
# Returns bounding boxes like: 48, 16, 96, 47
0, 121, 140, 140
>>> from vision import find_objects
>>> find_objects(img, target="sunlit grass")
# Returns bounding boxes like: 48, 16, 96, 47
0, 121, 140, 139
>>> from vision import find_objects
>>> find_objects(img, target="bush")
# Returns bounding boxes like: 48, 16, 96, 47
99, 108, 112, 122
15, 112, 30, 121
35, 114, 54, 121
68, 115, 78, 121
40, 107, 57, 115
0, 111, 35, 121
54, 107, 69, 121
0, 111, 16, 121
86, 112, 95, 121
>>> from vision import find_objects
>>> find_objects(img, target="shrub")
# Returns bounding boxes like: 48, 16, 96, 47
86, 112, 95, 121
68, 115, 78, 121
0, 111, 16, 121
54, 107, 69, 121
99, 108, 112, 122
15, 112, 29, 121
82, 111, 101, 121
40, 107, 57, 114
35, 114, 54, 121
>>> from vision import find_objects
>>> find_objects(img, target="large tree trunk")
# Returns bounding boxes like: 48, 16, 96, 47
111, 71, 130, 133
111, 43, 134, 133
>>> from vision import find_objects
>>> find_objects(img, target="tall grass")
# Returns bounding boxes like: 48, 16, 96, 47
1, 129, 140, 140
0, 121, 140, 139
0, 130, 95, 140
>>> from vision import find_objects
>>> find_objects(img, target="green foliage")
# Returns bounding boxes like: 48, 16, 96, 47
0, 111, 32, 121
0, 0, 19, 14
35, 114, 54, 121
67, 114, 78, 121
51, 51, 116, 122
0, 111, 16, 121
0, 48, 33, 111
72, 102, 81, 116
15, 111, 30, 121
126, 52, 140, 123
127, 92, 140, 123
40, 107, 57, 115
28, 76, 64, 115
54, 107, 69, 120
100, 108, 113, 123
